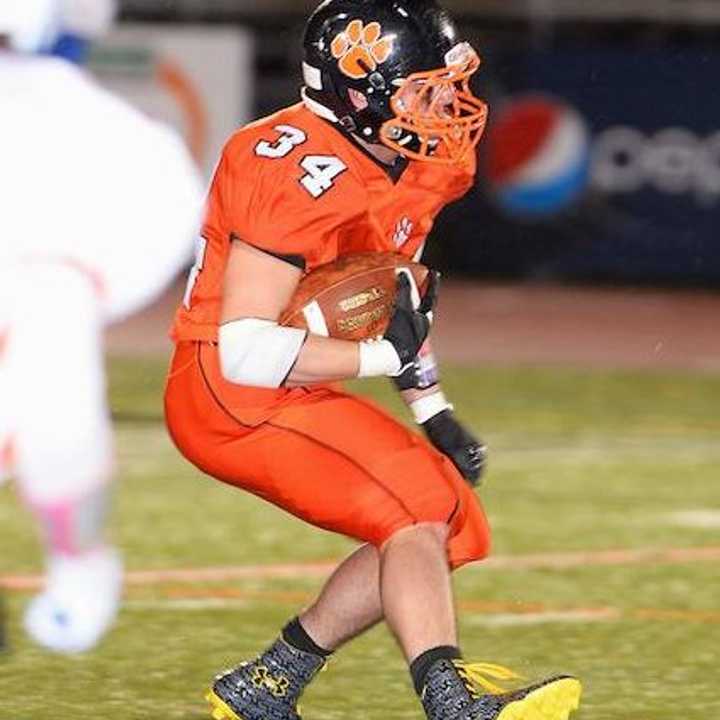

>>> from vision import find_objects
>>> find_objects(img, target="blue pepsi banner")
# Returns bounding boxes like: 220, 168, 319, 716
434, 36, 720, 285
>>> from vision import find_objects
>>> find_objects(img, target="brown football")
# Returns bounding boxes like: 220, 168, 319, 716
280, 252, 430, 341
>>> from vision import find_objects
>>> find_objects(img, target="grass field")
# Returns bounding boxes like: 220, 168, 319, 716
1, 356, 719, 719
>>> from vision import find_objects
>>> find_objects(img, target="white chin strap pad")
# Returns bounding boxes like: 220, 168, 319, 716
218, 318, 307, 388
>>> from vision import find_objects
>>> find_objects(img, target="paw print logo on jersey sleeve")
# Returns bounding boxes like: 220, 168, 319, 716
393, 217, 414, 247
331, 20, 395, 80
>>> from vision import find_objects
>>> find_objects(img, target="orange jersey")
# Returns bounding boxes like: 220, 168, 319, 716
171, 102, 476, 344
165, 103, 491, 564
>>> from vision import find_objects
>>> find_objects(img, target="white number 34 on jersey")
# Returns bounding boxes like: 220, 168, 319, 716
255, 125, 347, 199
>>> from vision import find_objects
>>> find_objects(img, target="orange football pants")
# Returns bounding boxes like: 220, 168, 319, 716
164, 342, 491, 569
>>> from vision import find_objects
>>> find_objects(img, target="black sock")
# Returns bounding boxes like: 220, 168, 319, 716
282, 617, 333, 658
410, 645, 462, 695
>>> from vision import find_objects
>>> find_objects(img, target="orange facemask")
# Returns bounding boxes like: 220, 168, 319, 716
380, 43, 489, 165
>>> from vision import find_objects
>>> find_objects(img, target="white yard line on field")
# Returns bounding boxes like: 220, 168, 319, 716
122, 599, 621, 627
480, 545, 720, 570
490, 435, 720, 466
464, 609, 621, 627
122, 600, 719, 625
664, 510, 720, 529
126, 599, 252, 611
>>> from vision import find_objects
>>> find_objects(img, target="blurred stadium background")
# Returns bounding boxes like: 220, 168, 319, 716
114, 0, 720, 285
2, 1, 719, 718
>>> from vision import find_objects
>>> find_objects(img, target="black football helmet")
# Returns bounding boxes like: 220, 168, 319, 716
302, 0, 488, 163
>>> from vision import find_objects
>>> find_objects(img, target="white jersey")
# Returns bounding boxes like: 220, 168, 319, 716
0, 52, 203, 322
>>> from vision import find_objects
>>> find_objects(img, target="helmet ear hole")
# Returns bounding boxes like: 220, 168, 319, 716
348, 88, 369, 111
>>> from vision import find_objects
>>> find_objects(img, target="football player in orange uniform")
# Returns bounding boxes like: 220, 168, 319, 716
165, 2, 582, 719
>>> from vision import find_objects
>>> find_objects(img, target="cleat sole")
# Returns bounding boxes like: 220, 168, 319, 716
497, 678, 582, 720
205, 689, 249, 720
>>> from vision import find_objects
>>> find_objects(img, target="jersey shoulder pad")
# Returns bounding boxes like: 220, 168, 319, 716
215, 106, 363, 262
224, 106, 355, 188
220, 106, 362, 212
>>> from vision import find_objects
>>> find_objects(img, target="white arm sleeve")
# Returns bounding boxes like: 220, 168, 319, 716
218, 318, 307, 388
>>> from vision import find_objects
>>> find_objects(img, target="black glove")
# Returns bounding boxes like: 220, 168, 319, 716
384, 271, 439, 374
422, 409, 487, 487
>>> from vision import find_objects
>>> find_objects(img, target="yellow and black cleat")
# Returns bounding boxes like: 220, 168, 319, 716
206, 688, 246, 720
492, 676, 582, 720
204, 640, 326, 720
421, 660, 582, 720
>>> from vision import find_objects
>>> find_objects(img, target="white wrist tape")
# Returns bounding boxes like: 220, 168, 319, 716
218, 318, 307, 388
409, 391, 454, 424
358, 339, 403, 378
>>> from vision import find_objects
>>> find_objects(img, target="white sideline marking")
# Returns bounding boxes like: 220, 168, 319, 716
126, 599, 250, 611
124, 600, 620, 627
480, 545, 720, 570
665, 510, 720, 529
465, 609, 620, 627
497, 437, 720, 466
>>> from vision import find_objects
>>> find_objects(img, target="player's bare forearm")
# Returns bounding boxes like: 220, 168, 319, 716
220, 239, 361, 387
285, 335, 360, 386
219, 240, 435, 388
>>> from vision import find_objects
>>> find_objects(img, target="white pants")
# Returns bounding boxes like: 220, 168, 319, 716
0, 261, 112, 503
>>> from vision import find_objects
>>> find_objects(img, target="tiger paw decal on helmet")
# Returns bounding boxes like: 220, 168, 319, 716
331, 19, 394, 80
303, 0, 487, 160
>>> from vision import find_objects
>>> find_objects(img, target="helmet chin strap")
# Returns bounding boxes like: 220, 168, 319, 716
384, 124, 437, 156
302, 60, 389, 143
302, 87, 417, 166
354, 132, 403, 166
301, 88, 340, 124
302, 88, 403, 165
302, 87, 368, 137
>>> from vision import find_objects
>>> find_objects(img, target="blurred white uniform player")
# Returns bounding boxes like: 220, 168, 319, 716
0, 0, 202, 653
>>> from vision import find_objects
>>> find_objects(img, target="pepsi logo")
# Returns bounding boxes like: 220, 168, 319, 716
484, 94, 591, 217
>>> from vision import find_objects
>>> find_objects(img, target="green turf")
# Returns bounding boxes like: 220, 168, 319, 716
1, 356, 719, 719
